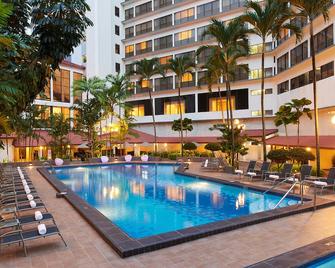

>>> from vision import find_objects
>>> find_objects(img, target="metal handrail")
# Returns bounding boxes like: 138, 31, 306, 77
274, 182, 298, 209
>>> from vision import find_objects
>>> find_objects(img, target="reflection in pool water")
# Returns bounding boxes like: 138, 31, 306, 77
52, 164, 300, 239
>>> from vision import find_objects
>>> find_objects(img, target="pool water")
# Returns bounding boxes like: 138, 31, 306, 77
52, 164, 300, 239
305, 254, 335, 268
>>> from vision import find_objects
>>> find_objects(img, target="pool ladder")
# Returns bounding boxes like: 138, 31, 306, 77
263, 178, 303, 208
43, 161, 55, 174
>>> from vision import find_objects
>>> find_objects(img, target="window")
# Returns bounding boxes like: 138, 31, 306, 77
176, 51, 195, 61
125, 64, 135, 74
277, 53, 289, 73
277, 80, 289, 94
175, 29, 195, 47
176, 73, 195, 88
197, 71, 208, 86
234, 64, 248, 81
155, 76, 173, 91
136, 79, 152, 93
136, 21, 152, 35
174, 8, 194, 25
115, 63, 120, 73
290, 17, 307, 34
115, 6, 120, 17
125, 27, 134, 38
53, 69, 70, 103
250, 42, 272, 54
130, 104, 145, 117
249, 68, 272, 79
159, 55, 173, 65
251, 110, 273, 117
291, 73, 308, 90
291, 41, 308, 67
321, 61, 334, 79
37, 79, 51, 100
154, 35, 173, 50
314, 25, 333, 53
135, 1, 152, 16
154, 15, 172, 30
115, 44, 120, 54
250, 88, 273, 96
52, 107, 70, 119
125, 45, 134, 58
164, 100, 185, 115
136, 40, 152, 55
197, 47, 212, 64
154, 0, 172, 10
209, 97, 235, 112
222, 0, 244, 12
125, 8, 134, 20
73, 72, 83, 104
277, 28, 289, 46
197, 25, 213, 41
197, 0, 219, 19
115, 25, 120, 35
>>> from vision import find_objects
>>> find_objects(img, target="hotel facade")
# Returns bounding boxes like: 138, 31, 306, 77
2, 0, 335, 169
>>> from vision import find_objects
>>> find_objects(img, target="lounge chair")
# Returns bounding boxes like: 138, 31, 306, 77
310, 167, 335, 194
201, 158, 220, 171
245, 161, 271, 181
141, 155, 149, 162
0, 224, 67, 256
285, 164, 312, 184
235, 160, 257, 177
124, 155, 132, 162
100, 156, 109, 163
264, 163, 293, 184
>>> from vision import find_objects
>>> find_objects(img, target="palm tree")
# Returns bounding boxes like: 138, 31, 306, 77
274, 105, 294, 147
166, 56, 195, 157
73, 76, 105, 101
287, 0, 332, 176
239, 0, 301, 161
286, 98, 312, 145
95, 74, 131, 156
198, 19, 249, 167
130, 58, 164, 154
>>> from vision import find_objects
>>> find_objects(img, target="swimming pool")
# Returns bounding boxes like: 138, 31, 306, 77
51, 164, 300, 239
304, 254, 335, 268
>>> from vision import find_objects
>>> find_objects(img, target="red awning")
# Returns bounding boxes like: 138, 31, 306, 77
267, 136, 335, 150
100, 129, 278, 144
12, 130, 85, 147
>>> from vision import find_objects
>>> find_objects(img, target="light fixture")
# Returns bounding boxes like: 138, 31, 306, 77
306, 147, 311, 152
331, 115, 335, 125
233, 119, 240, 125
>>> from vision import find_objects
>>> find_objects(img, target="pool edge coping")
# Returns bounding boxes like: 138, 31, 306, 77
37, 164, 335, 258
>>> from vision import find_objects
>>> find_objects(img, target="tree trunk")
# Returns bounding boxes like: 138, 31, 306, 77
285, 125, 289, 148
225, 74, 235, 167
148, 89, 157, 154
178, 80, 184, 157
217, 86, 225, 124
297, 120, 300, 145
261, 42, 267, 161
310, 22, 321, 176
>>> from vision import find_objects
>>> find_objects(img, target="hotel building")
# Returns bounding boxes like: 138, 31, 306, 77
115, 0, 335, 168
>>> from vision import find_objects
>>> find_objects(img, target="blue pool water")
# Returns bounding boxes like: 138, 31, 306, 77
52, 164, 300, 239
305, 254, 335, 268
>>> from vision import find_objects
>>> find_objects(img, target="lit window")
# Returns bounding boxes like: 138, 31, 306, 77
164, 101, 185, 115
125, 45, 134, 53
139, 42, 147, 50
209, 97, 235, 112
159, 55, 172, 65
178, 30, 193, 41
130, 104, 145, 117
181, 73, 192, 82
141, 79, 150, 88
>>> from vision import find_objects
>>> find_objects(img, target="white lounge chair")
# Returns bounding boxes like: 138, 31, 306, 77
54, 158, 64, 166
100, 156, 109, 163
141, 155, 149, 162
124, 155, 132, 162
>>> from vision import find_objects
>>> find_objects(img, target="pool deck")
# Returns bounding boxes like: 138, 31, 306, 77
2, 162, 335, 267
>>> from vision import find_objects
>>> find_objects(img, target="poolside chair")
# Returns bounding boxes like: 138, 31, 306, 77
235, 160, 257, 177
285, 164, 312, 184
0, 224, 67, 256
54, 158, 64, 166
141, 155, 149, 162
246, 161, 271, 181
100, 156, 109, 163
310, 167, 335, 194
264, 163, 293, 184
201, 158, 220, 171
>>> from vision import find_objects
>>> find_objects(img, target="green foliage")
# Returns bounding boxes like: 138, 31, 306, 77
171, 118, 193, 134
267, 149, 290, 170
210, 123, 250, 167
288, 147, 315, 165
183, 142, 197, 151
205, 143, 222, 156
332, 155, 335, 167
47, 113, 71, 158
274, 105, 294, 130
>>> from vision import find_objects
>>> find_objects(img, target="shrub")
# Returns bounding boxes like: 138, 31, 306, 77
289, 148, 315, 166
267, 149, 290, 171
167, 152, 181, 160
183, 142, 197, 151
332, 155, 335, 167
205, 143, 221, 156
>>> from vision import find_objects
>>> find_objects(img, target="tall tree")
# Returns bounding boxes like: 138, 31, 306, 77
286, 98, 312, 145
73, 76, 105, 101
172, 118, 193, 138
130, 58, 164, 154
286, 0, 332, 175
239, 0, 301, 161
198, 19, 249, 167
166, 56, 195, 157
